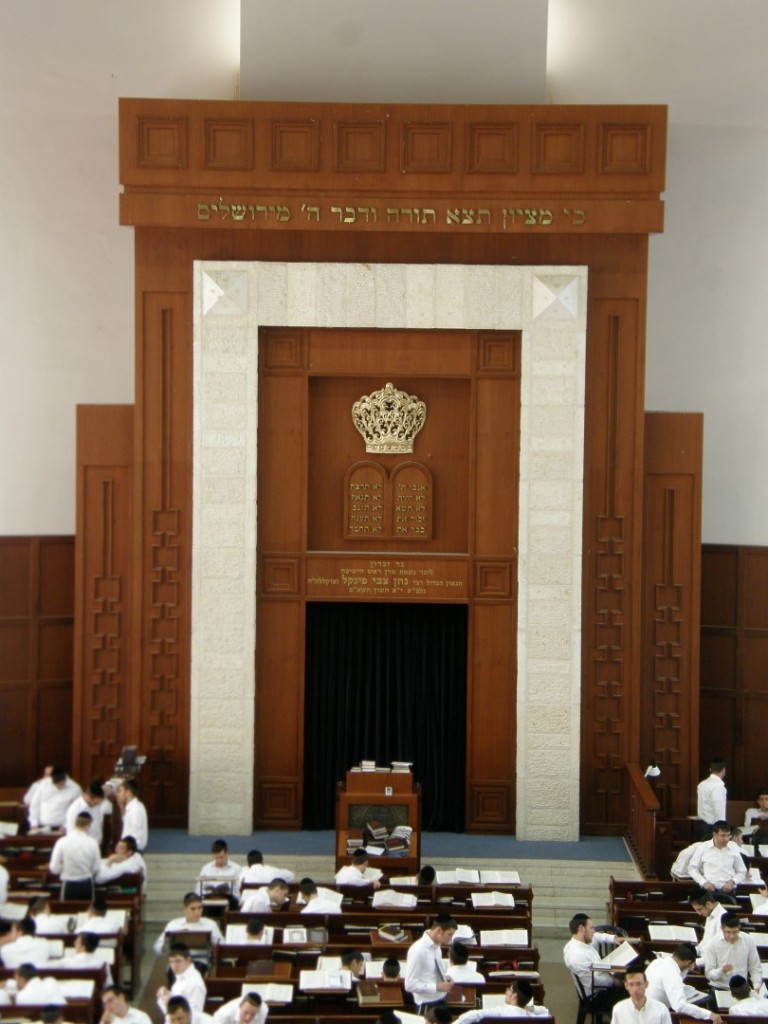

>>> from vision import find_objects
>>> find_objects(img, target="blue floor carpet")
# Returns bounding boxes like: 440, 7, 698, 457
147, 828, 630, 861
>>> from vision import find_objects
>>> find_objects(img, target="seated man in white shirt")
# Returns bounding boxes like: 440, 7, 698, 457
563, 913, 626, 1008
240, 879, 289, 914
0, 916, 52, 968
335, 849, 381, 889
689, 821, 747, 894
97, 835, 148, 892
197, 839, 242, 899
743, 790, 768, 829
212, 992, 268, 1024
671, 840, 707, 881
341, 948, 366, 980
646, 942, 721, 1023
445, 941, 484, 984
611, 964, 672, 1024
101, 982, 153, 1024
63, 931, 114, 983
298, 879, 342, 914
154, 893, 223, 956
455, 979, 550, 1021
157, 944, 207, 1017
14, 964, 66, 1006
729, 975, 768, 1016
166, 994, 214, 1024
240, 850, 295, 885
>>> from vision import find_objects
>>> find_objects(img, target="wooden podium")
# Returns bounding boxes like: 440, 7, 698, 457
335, 769, 421, 875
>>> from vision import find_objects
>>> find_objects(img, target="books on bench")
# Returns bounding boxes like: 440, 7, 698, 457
479, 870, 521, 885
299, 969, 352, 991
479, 928, 529, 946
238, 982, 294, 1004
378, 923, 408, 943
648, 924, 698, 941
471, 891, 516, 909
436, 869, 481, 884
283, 925, 328, 944
373, 889, 418, 909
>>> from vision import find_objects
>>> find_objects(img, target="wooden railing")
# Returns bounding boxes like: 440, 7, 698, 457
625, 763, 661, 878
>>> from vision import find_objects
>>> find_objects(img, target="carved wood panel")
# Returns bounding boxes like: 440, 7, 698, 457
0, 537, 74, 785
73, 406, 134, 786
701, 545, 768, 799
641, 413, 703, 819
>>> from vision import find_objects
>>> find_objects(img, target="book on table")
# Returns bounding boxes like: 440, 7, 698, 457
436, 868, 480, 884
479, 928, 529, 946
471, 891, 515, 909
479, 870, 521, 885
299, 969, 352, 991
388, 875, 419, 886
238, 982, 294, 1004
647, 924, 698, 941
378, 923, 408, 942
373, 889, 418, 909
356, 981, 382, 1004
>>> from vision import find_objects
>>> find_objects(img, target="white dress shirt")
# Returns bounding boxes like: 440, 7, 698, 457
241, 863, 295, 884
65, 795, 109, 842
704, 933, 763, 990
16, 975, 67, 1004
1, 934, 53, 969
730, 995, 768, 1016
645, 954, 711, 1020
301, 896, 342, 914
335, 864, 378, 886
212, 996, 269, 1024
164, 963, 207, 1013
110, 1006, 153, 1024
198, 859, 242, 897
563, 933, 617, 993
611, 997, 672, 1024
689, 841, 746, 889
0, 862, 8, 904
696, 901, 726, 959
240, 888, 273, 914
29, 776, 82, 828
445, 962, 485, 984
697, 774, 727, 825
456, 1004, 550, 1022
49, 828, 101, 880
96, 851, 148, 891
405, 931, 447, 1006
121, 797, 148, 850
153, 915, 223, 955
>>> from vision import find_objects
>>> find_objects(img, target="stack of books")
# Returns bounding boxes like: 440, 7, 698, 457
346, 828, 364, 855
365, 819, 389, 842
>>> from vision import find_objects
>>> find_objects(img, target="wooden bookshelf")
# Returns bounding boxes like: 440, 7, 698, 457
335, 770, 421, 875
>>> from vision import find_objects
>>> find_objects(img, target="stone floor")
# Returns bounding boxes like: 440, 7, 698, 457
134, 849, 640, 1024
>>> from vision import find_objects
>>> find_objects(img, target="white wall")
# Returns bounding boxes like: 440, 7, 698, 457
547, 0, 768, 544
0, 0, 765, 543
0, 0, 239, 534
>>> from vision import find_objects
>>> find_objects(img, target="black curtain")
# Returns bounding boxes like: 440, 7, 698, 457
303, 601, 467, 831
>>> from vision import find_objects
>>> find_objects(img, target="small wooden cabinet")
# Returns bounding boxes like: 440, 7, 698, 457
335, 770, 421, 876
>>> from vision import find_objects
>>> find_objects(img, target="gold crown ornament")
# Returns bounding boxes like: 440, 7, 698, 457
351, 382, 427, 454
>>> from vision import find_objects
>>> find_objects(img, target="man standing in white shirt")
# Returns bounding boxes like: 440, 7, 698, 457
404, 914, 457, 1009
646, 943, 722, 1023
697, 760, 727, 836
49, 810, 102, 900
117, 780, 148, 851
691, 891, 727, 965
689, 822, 746, 893
704, 915, 764, 992
611, 965, 672, 1024
101, 982, 153, 1024
29, 766, 81, 830
65, 781, 110, 844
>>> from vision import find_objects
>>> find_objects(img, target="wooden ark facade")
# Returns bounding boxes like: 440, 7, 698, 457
2, 97, 730, 835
